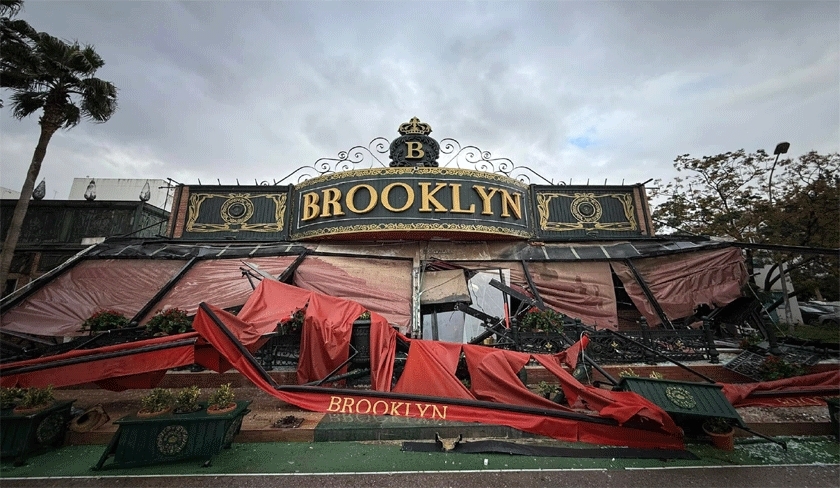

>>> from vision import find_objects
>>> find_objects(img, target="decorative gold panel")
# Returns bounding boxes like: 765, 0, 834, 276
186, 193, 287, 232
536, 192, 637, 232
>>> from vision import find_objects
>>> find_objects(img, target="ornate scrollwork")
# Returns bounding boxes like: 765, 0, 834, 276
438, 138, 554, 184
36, 413, 64, 445
157, 425, 189, 456
275, 138, 390, 185
665, 386, 697, 409
275, 131, 554, 184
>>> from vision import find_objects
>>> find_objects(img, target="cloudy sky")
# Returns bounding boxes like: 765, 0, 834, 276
1, 1, 838, 201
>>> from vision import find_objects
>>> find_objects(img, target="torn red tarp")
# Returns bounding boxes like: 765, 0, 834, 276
0, 333, 199, 390
721, 370, 840, 407
234, 279, 397, 391
192, 286, 684, 449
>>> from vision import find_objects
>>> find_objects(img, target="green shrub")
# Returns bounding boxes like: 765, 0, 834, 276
279, 309, 305, 335
145, 308, 192, 336
174, 386, 201, 413
140, 388, 174, 415
208, 383, 235, 410
536, 381, 559, 398
1, 386, 24, 409
760, 356, 806, 381
81, 310, 129, 333
520, 308, 565, 333
17, 385, 54, 410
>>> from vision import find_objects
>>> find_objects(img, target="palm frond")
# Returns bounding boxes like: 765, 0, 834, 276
0, 0, 24, 17
9, 90, 45, 119
60, 102, 81, 129
79, 77, 117, 122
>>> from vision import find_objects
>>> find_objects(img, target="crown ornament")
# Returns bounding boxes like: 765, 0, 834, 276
398, 117, 432, 136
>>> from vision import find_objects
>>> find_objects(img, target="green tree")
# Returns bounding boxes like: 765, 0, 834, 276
652, 149, 839, 300
0, 1, 118, 286
0, 0, 36, 107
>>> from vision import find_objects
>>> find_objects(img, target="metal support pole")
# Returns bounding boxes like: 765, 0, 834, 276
703, 317, 720, 364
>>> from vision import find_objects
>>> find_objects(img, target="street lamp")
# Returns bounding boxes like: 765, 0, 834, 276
768, 141, 790, 205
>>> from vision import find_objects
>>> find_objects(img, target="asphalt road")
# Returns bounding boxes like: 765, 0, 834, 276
2, 465, 839, 488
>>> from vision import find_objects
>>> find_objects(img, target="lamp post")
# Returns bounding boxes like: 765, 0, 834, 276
766, 142, 794, 331
768, 141, 789, 206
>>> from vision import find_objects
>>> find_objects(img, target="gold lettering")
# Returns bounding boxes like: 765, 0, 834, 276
341, 397, 355, 413
472, 185, 498, 215
381, 182, 414, 212
320, 188, 344, 217
327, 396, 342, 412
301, 192, 320, 221
372, 400, 389, 415
499, 189, 522, 219
345, 184, 378, 214
389, 402, 404, 416
415, 403, 430, 417
405, 141, 425, 159
356, 398, 372, 414
419, 182, 447, 212
431, 405, 447, 420
403, 403, 410, 416
449, 184, 475, 214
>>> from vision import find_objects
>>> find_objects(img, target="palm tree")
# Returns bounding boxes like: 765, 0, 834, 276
0, 18, 118, 287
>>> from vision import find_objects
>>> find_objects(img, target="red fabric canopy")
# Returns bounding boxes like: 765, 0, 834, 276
191, 292, 684, 449
0, 332, 199, 390
721, 370, 840, 407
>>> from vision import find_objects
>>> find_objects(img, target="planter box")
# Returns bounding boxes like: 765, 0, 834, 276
94, 400, 250, 469
0, 400, 75, 466
617, 377, 745, 433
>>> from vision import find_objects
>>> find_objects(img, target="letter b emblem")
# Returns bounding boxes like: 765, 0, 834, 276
405, 141, 425, 159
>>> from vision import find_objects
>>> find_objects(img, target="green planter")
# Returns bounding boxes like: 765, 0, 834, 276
94, 400, 251, 470
0, 400, 75, 466
826, 397, 839, 442
617, 377, 745, 434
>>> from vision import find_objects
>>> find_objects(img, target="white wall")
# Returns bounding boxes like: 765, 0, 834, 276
754, 264, 803, 325
68, 178, 173, 210
1, 187, 21, 199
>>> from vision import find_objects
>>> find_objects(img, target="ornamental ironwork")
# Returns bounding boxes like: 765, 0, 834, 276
156, 425, 189, 456
35, 413, 64, 445
274, 118, 556, 185
665, 386, 697, 409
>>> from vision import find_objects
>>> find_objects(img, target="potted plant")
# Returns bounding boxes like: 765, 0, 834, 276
1, 386, 23, 411
13, 386, 54, 414
520, 308, 565, 333
207, 383, 236, 414
95, 383, 251, 469
138, 388, 174, 417
536, 381, 559, 399
81, 310, 129, 334
174, 386, 202, 414
278, 309, 305, 335
1, 385, 75, 465
145, 308, 193, 336
702, 417, 735, 451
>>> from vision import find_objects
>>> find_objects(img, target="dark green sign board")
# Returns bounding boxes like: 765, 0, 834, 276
290, 168, 532, 240
532, 185, 645, 239
179, 186, 291, 241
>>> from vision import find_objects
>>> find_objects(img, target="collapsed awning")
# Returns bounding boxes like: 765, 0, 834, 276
192, 280, 685, 449
611, 247, 748, 326
0, 332, 199, 391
